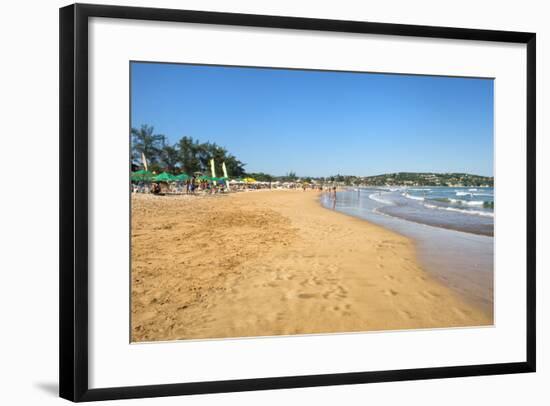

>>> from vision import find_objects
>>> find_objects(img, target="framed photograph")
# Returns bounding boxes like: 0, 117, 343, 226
59, 3, 536, 402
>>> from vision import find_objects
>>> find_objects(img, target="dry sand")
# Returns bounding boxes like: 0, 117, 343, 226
131, 190, 492, 342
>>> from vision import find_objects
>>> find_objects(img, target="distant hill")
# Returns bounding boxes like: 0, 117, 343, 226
362, 172, 493, 187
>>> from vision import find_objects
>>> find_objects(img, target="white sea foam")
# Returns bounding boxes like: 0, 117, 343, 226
369, 193, 394, 205
447, 198, 484, 206
424, 203, 494, 218
402, 193, 425, 201
455, 191, 472, 196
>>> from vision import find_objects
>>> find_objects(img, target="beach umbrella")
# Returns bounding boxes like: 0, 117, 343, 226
175, 173, 190, 181
153, 172, 176, 182
243, 177, 256, 183
206, 176, 226, 182
131, 169, 153, 181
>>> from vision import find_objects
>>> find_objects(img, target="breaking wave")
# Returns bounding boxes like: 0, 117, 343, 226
423, 203, 494, 218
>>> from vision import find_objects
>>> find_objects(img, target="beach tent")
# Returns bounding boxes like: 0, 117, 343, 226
243, 177, 256, 183
131, 169, 153, 181
153, 172, 176, 182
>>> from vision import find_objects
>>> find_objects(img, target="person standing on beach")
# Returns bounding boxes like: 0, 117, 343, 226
190, 176, 196, 194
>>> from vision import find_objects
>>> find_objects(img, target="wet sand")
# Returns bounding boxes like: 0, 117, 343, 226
131, 190, 492, 342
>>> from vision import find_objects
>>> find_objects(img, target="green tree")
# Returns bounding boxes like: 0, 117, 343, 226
160, 143, 179, 172
283, 171, 297, 181
177, 136, 201, 174
244, 172, 273, 182
223, 154, 246, 177
131, 125, 165, 167
130, 124, 255, 179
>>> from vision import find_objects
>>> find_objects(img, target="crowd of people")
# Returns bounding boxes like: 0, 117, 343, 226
135, 176, 228, 195
132, 176, 340, 197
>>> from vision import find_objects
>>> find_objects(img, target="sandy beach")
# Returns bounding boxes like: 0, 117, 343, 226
131, 190, 493, 342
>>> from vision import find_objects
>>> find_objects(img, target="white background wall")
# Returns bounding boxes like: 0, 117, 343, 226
0, 0, 546, 404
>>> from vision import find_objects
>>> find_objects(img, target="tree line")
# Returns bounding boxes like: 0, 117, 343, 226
131, 125, 246, 177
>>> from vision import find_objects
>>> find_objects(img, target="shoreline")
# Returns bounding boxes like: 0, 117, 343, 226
321, 190, 494, 317
131, 189, 493, 342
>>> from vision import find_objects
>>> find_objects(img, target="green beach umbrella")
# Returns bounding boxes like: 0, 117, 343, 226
153, 172, 176, 182
131, 169, 153, 181
175, 173, 190, 181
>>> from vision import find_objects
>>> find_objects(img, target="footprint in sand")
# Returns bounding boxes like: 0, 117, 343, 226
398, 309, 414, 319
298, 293, 318, 299
419, 290, 441, 300
451, 307, 472, 318
322, 285, 348, 300
382, 289, 399, 297
299, 279, 314, 287
331, 303, 352, 313
336, 285, 348, 299
275, 312, 286, 321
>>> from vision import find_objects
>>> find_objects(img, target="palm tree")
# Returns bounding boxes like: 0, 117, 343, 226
206, 143, 228, 176
160, 144, 180, 172
131, 124, 247, 178
223, 154, 246, 177
177, 136, 201, 174
195, 141, 213, 173
131, 125, 165, 167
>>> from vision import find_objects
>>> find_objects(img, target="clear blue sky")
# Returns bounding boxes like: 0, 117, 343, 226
131, 62, 494, 177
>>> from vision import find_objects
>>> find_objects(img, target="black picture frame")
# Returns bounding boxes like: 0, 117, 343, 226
59, 3, 536, 402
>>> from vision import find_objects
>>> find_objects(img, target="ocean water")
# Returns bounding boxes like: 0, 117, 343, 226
320, 187, 494, 317
375, 186, 493, 236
